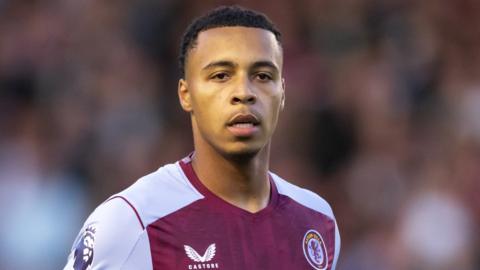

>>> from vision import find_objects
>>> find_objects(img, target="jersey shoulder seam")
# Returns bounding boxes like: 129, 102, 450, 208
107, 195, 145, 230
270, 172, 334, 218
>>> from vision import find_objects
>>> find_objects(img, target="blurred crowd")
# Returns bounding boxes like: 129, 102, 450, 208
1, 0, 479, 269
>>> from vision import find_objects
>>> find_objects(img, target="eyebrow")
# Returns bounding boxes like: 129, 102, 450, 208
202, 61, 237, 71
251, 61, 279, 73
201, 60, 279, 73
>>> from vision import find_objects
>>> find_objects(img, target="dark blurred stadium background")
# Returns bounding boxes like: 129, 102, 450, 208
1, 1, 479, 269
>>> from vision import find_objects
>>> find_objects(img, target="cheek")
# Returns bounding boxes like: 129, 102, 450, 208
261, 93, 283, 131
191, 86, 227, 129
266, 91, 284, 115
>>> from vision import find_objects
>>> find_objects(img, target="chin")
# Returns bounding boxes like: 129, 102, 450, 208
200, 130, 269, 162
218, 142, 264, 161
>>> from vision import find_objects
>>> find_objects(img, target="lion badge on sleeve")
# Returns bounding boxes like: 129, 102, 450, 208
73, 224, 97, 270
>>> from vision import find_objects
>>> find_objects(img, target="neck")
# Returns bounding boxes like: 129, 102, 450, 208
191, 142, 271, 213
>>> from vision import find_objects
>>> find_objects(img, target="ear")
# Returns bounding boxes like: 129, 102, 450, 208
280, 78, 286, 110
178, 79, 193, 112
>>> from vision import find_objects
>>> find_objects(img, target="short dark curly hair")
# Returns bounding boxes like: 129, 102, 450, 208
178, 5, 282, 78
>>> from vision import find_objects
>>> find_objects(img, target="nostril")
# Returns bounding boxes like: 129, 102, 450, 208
232, 97, 242, 104
231, 93, 257, 104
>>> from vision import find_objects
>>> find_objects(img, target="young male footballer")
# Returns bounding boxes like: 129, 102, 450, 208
64, 6, 340, 270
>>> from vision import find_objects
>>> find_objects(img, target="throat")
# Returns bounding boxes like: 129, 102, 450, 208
191, 149, 271, 213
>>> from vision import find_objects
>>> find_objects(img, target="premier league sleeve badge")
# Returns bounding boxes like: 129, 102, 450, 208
73, 224, 97, 270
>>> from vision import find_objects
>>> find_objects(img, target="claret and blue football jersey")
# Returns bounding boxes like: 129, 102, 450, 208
64, 155, 340, 269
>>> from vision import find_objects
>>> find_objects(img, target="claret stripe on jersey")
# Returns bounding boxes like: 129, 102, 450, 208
107, 196, 145, 230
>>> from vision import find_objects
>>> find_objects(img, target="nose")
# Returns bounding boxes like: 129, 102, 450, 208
231, 78, 257, 105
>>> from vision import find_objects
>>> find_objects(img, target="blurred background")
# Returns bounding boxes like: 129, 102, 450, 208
1, 0, 479, 269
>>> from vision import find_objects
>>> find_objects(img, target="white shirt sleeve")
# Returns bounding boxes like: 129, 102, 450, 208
63, 197, 150, 270
331, 219, 341, 269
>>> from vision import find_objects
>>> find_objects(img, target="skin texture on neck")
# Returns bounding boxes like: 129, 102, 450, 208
191, 129, 271, 213
178, 26, 285, 213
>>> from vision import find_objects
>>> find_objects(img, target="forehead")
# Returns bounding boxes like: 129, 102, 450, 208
188, 26, 282, 71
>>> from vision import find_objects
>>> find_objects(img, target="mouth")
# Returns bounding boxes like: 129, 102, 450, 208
226, 113, 260, 137
227, 114, 260, 127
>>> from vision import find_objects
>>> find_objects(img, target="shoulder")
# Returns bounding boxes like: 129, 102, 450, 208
270, 171, 334, 219
115, 162, 204, 226
64, 161, 203, 269
63, 197, 148, 269
270, 172, 342, 269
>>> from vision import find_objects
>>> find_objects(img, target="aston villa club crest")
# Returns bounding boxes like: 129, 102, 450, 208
303, 230, 328, 270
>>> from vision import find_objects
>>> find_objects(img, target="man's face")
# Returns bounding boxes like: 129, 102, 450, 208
179, 26, 285, 157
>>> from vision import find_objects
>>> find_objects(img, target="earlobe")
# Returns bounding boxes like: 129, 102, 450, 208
178, 79, 192, 112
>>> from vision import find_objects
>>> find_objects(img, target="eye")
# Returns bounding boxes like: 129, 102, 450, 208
255, 72, 273, 82
210, 72, 230, 82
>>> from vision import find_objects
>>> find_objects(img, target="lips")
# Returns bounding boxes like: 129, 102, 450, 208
226, 113, 260, 137
227, 114, 260, 127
